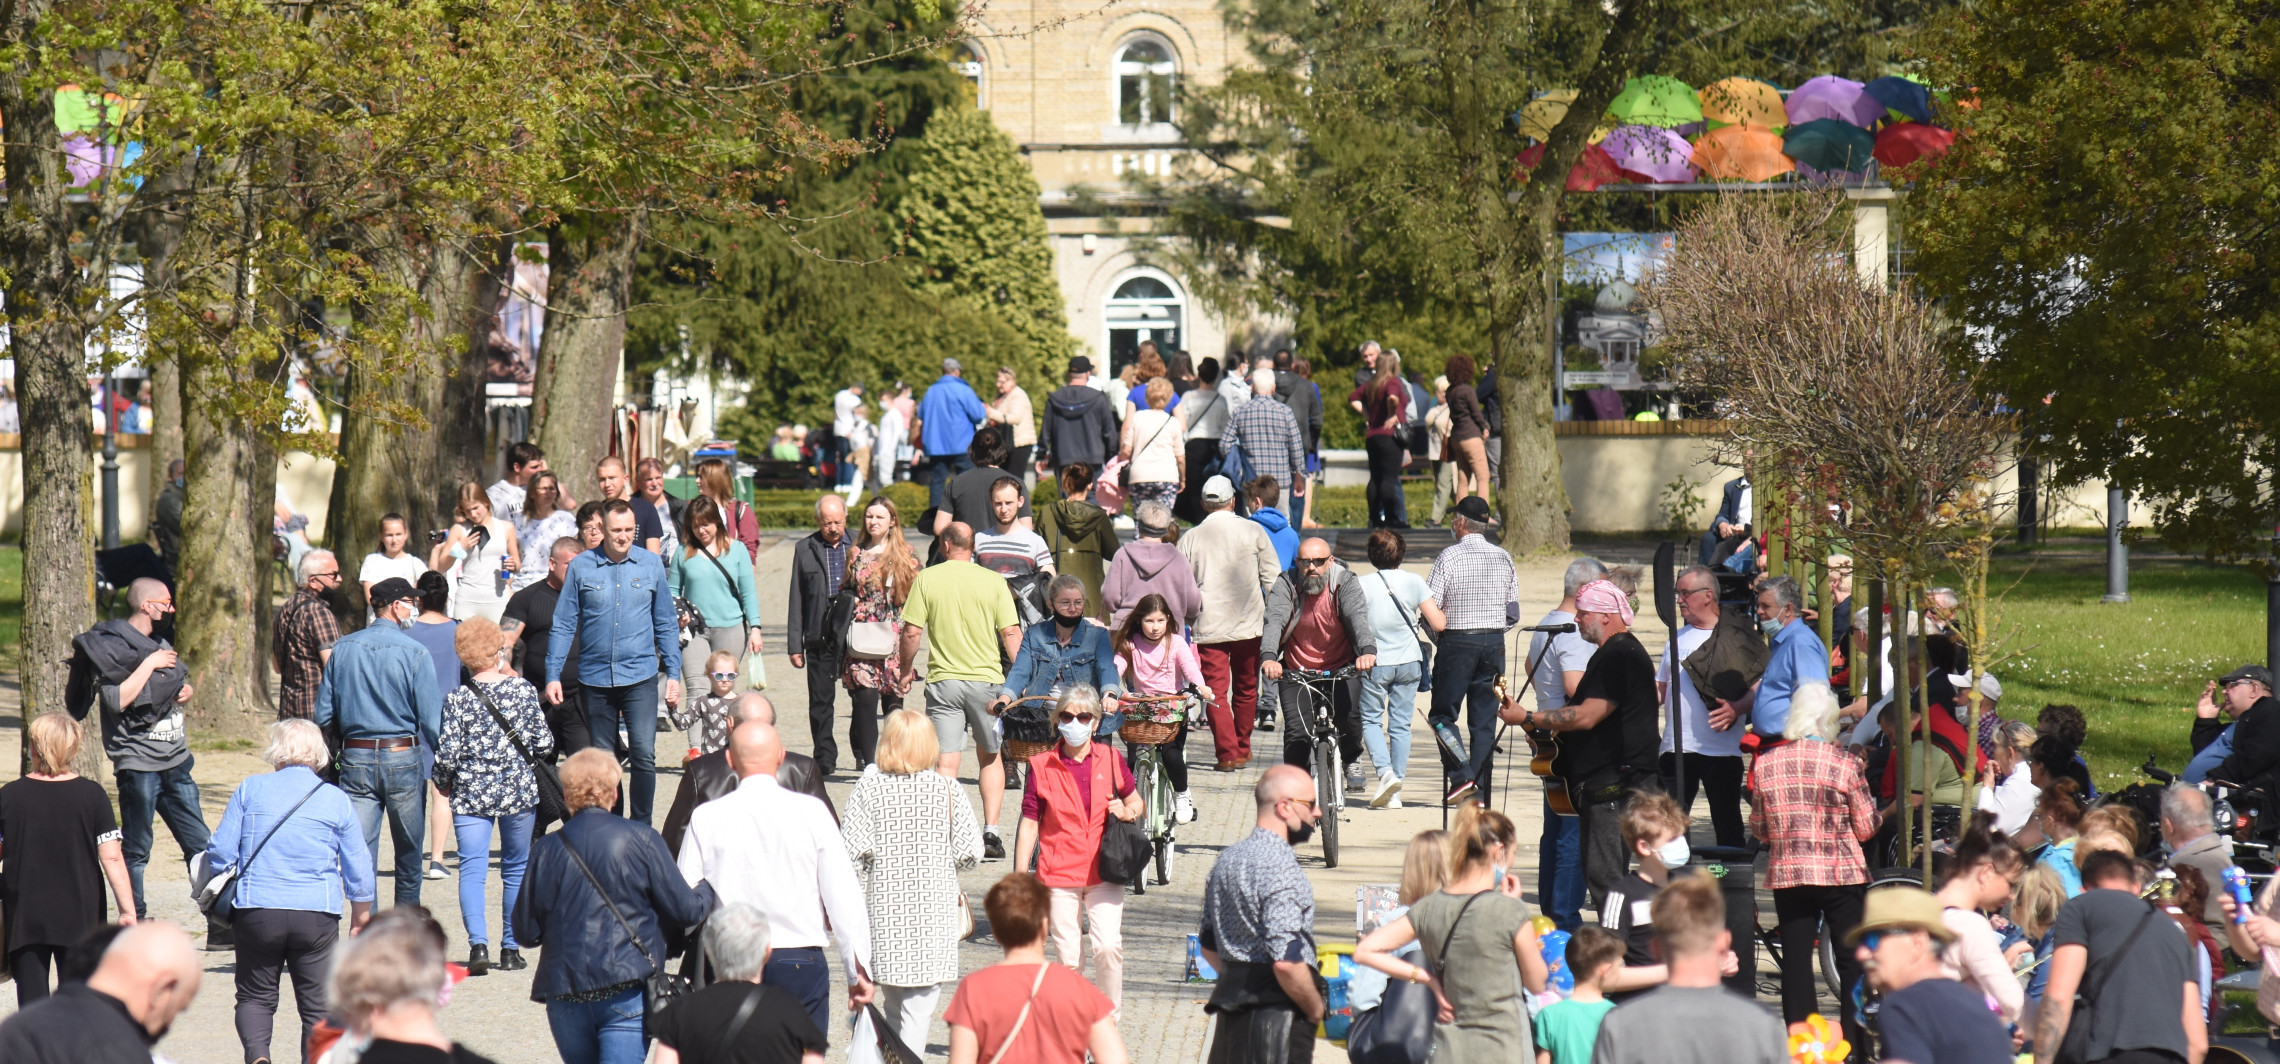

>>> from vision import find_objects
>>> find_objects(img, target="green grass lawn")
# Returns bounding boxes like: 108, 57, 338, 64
1980, 553, 2264, 788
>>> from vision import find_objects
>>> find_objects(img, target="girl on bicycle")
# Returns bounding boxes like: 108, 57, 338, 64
1114, 593, 1207, 826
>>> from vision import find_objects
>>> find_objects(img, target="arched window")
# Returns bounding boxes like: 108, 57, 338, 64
958, 44, 986, 109
1113, 38, 1176, 127
1104, 270, 1184, 371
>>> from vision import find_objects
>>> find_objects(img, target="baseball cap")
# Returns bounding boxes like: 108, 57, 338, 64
1067, 356, 1094, 375
1451, 496, 1495, 524
1844, 885, 1955, 947
368, 577, 418, 608
2222, 664, 2275, 689
1201, 475, 1235, 502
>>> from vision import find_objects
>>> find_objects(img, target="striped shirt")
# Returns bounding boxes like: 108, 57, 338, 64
1426, 533, 1520, 630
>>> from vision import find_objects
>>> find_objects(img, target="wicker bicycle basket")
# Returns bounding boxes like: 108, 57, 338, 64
1005, 738, 1056, 762
1000, 697, 1057, 762
1117, 718, 1180, 746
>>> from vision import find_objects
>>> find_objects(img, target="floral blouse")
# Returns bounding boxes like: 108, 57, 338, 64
841, 547, 910, 697
436, 677, 555, 817
513, 509, 580, 592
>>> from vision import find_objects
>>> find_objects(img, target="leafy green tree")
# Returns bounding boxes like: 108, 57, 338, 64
1910, 0, 2280, 561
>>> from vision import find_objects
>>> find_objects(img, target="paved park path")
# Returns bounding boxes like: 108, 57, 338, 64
0, 531, 1742, 1064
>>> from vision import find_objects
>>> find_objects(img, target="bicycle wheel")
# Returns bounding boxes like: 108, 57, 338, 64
1315, 737, 1341, 868
1154, 832, 1175, 884
1133, 754, 1159, 896
1817, 918, 1842, 1002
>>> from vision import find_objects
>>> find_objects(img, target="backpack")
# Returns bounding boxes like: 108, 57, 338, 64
1218, 436, 1257, 493
1006, 570, 1051, 627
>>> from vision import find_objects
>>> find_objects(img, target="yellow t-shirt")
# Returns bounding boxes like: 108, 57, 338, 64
900, 559, 1019, 684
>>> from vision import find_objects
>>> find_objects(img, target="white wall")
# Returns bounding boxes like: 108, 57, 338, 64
0, 442, 337, 543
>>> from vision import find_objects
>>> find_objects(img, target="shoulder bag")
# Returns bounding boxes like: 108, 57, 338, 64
845, 564, 899, 661
194, 779, 326, 924
468, 681, 567, 824
984, 963, 1052, 1064
2054, 901, 2160, 1064
949, 783, 976, 940
1376, 571, 1434, 694
698, 546, 767, 690
1095, 748, 1152, 885
1346, 892, 1484, 1064
559, 833, 691, 1038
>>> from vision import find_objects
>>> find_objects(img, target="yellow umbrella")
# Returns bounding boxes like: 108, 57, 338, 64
1697, 77, 1785, 130
1691, 125, 1795, 181
1518, 90, 1612, 144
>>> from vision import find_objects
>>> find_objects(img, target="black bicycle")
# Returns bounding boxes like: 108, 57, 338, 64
1282, 666, 1357, 868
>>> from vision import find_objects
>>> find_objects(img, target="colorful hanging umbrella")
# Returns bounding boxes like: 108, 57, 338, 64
1515, 142, 1624, 191
1607, 75, 1702, 129
1782, 119, 1877, 173
1517, 90, 1612, 144
1864, 76, 1936, 124
1697, 77, 1785, 130
1600, 124, 1693, 183
1691, 125, 1794, 181
1873, 122, 1955, 171
1785, 75, 1883, 129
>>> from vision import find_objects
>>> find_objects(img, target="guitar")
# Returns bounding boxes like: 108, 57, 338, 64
1502, 674, 1576, 816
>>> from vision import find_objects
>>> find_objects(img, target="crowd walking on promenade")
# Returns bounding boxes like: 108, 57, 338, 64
8, 339, 2269, 1064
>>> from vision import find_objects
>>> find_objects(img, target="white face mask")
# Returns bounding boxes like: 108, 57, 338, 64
1058, 719, 1092, 746
1760, 617, 1784, 636
1656, 836, 1691, 868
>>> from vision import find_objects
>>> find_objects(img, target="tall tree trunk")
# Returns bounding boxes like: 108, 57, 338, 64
146, 361, 182, 501
531, 209, 646, 500
438, 234, 511, 491
1497, 218, 1571, 555
133, 159, 195, 530
0, 18, 98, 773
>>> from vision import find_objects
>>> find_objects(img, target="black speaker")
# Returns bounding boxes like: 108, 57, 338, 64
1653, 541, 1677, 630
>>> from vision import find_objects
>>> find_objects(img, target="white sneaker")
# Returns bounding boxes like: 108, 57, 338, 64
1347, 762, 1369, 793
1370, 773, 1403, 809
1174, 791, 1196, 824
1386, 796, 1404, 809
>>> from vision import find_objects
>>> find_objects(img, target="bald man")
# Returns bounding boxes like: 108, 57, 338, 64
69, 577, 211, 926
679, 720, 874, 1039
1200, 764, 1326, 1062
661, 692, 835, 856
0, 921, 202, 1062
787, 493, 856, 772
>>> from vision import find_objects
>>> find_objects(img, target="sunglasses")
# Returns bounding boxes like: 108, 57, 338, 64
1284, 796, 1318, 809
1296, 557, 1330, 568
1056, 712, 1098, 724
709, 671, 739, 681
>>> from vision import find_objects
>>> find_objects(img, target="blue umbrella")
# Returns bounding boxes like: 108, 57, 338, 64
1864, 76, 1935, 124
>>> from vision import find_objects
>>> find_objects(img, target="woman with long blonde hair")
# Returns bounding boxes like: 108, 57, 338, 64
841, 496, 921, 768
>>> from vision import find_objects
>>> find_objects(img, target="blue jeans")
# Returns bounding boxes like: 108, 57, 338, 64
583, 682, 659, 823
338, 745, 427, 906
927, 454, 973, 510
1359, 661, 1421, 780
1427, 630, 1504, 802
116, 758, 212, 919
546, 985, 647, 1064
453, 811, 535, 949
1538, 798, 1585, 931
766, 946, 833, 1042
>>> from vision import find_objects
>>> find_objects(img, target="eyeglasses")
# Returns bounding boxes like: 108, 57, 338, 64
1678, 585, 1714, 598
709, 672, 739, 681
1056, 712, 1098, 724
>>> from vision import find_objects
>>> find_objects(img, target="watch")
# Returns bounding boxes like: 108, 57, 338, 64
1522, 708, 1536, 729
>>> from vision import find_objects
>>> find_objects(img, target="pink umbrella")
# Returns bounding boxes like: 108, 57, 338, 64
1785, 75, 1883, 129
1600, 124, 1693, 182
62, 134, 101, 187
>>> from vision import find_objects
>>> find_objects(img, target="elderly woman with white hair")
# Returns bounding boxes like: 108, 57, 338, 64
1747, 681, 1882, 1035
651, 903, 827, 1064
323, 906, 494, 1062
205, 717, 376, 1064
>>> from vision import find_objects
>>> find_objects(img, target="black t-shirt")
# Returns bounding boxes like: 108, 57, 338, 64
359, 1040, 500, 1064
2051, 889, 2193, 1062
946, 464, 1031, 533
633, 501, 666, 550
502, 580, 574, 686
653, 982, 827, 1064
0, 984, 152, 1064
1600, 871, 1661, 970
1877, 977, 2012, 1064
0, 777, 120, 948
1557, 630, 1661, 786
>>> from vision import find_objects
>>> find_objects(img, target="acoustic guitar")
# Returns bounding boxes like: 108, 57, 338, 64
1503, 674, 1576, 816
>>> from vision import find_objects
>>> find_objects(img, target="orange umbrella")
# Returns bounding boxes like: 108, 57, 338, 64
1697, 77, 1785, 131
1691, 125, 1794, 181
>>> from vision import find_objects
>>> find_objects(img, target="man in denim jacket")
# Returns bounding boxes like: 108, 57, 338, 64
546, 499, 683, 824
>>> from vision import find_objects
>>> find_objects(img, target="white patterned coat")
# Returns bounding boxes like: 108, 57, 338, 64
840, 770, 984, 986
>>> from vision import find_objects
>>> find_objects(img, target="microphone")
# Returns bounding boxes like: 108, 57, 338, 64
1521, 622, 1577, 633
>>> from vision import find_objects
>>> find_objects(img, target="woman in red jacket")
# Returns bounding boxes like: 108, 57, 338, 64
1011, 684, 1144, 1011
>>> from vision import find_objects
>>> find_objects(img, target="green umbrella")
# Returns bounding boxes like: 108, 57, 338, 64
1782, 118, 1878, 173
1606, 75, 1701, 129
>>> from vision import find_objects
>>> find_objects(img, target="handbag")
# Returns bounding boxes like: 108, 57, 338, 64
193, 779, 326, 924
1376, 572, 1434, 694
2054, 901, 2159, 1064
1097, 813, 1152, 886
983, 963, 1051, 1064
948, 786, 976, 939
468, 681, 567, 824
1346, 892, 1482, 1064
843, 557, 899, 660
560, 834, 691, 1038
866, 1002, 924, 1064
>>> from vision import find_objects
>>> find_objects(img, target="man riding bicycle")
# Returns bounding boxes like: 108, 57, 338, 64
1260, 537, 1377, 791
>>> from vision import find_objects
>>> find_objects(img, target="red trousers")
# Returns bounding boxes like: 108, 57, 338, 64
1199, 638, 1261, 762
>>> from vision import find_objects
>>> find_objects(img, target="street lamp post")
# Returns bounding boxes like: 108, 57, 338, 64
2101, 484, 2128, 604
100, 369, 120, 550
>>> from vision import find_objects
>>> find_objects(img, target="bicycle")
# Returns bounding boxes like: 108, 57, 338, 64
1119, 689, 1206, 892
1282, 666, 1358, 868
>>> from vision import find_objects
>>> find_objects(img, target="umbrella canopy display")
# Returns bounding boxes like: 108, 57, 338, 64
1864, 76, 1936, 124
1873, 122, 1954, 170
1607, 76, 1702, 129
1517, 90, 1612, 144
1516, 142, 1624, 191
1600, 124, 1693, 183
1786, 75, 1883, 129
1691, 125, 1794, 181
1782, 119, 1877, 173
1697, 77, 1785, 130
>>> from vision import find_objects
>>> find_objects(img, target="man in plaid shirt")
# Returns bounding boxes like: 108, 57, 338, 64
274, 549, 343, 720
1221, 367, 1305, 515
1426, 497, 1520, 806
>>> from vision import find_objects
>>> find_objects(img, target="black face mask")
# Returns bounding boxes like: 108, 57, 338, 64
1053, 613, 1082, 632
150, 615, 176, 644
1286, 817, 1315, 846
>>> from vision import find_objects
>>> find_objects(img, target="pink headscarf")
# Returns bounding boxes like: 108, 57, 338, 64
1574, 579, 1634, 626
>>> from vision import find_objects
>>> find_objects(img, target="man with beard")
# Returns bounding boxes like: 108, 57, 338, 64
1261, 538, 1377, 788
1200, 765, 1327, 1064
1513, 578, 1663, 910
275, 549, 343, 722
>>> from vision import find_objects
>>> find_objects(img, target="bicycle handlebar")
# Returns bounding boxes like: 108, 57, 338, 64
1285, 666, 1359, 682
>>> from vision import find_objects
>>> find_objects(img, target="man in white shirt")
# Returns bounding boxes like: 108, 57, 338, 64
678, 721, 874, 1039
1658, 565, 1746, 847
488, 441, 550, 517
